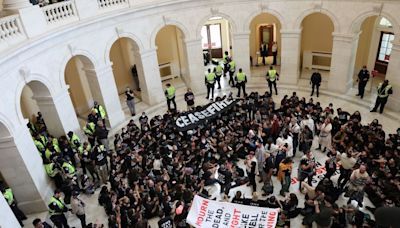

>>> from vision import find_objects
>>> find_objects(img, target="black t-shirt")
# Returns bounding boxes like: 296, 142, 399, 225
184, 92, 195, 106
158, 216, 174, 228
300, 156, 314, 173
126, 90, 134, 100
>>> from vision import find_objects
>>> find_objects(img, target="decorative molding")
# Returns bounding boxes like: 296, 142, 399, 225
67, 44, 75, 56
19, 66, 30, 82
259, 3, 269, 12
115, 27, 123, 37
210, 7, 219, 16
372, 3, 384, 15
162, 15, 168, 26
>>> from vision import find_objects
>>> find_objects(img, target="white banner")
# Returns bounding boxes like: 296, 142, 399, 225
187, 195, 280, 228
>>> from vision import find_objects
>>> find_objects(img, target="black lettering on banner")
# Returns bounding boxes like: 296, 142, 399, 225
206, 210, 214, 222
175, 99, 237, 131
223, 213, 230, 226
241, 214, 250, 226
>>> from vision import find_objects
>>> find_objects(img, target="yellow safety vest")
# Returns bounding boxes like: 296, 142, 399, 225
52, 138, 61, 153
237, 72, 246, 83
69, 134, 81, 148
229, 61, 236, 72
83, 122, 95, 136
216, 65, 223, 76
268, 70, 277, 81
48, 196, 65, 216
34, 139, 46, 152
377, 84, 392, 98
92, 105, 106, 118
3, 188, 14, 205
44, 163, 57, 177
62, 162, 76, 175
206, 73, 215, 84
166, 86, 176, 99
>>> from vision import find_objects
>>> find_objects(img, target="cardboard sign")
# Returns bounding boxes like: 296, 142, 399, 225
187, 195, 280, 228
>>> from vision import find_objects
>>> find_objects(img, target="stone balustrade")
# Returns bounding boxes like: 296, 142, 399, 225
97, 0, 129, 11
0, 14, 26, 49
41, 1, 78, 25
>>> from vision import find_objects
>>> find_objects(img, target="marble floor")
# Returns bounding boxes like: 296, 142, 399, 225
24, 70, 399, 228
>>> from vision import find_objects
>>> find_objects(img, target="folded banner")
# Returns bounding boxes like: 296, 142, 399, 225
187, 195, 280, 228
175, 99, 236, 131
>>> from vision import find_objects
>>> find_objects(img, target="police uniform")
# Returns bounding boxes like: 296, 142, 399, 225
266, 68, 279, 95
205, 70, 216, 100
215, 65, 223, 89
83, 122, 96, 146
2, 187, 27, 226
165, 85, 177, 111
228, 60, 236, 87
48, 195, 70, 228
357, 68, 369, 98
236, 71, 247, 97
371, 82, 393, 113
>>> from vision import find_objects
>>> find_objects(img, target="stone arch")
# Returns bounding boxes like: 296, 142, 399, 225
150, 19, 190, 49
295, 8, 340, 32
244, 8, 287, 31
196, 12, 238, 40
104, 32, 144, 65
349, 10, 400, 35
0, 115, 13, 138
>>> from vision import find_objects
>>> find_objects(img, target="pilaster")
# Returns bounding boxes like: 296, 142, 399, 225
232, 32, 251, 77
385, 42, 400, 112
280, 29, 302, 85
184, 38, 205, 93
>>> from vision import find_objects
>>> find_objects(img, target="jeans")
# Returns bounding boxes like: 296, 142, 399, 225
126, 99, 136, 115
167, 97, 176, 111
281, 175, 291, 194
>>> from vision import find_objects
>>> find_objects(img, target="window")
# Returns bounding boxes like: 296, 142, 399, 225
201, 24, 222, 49
379, 17, 392, 28
377, 32, 394, 63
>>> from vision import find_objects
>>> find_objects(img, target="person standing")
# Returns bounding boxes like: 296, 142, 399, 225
1, 185, 27, 227
337, 150, 358, 190
272, 42, 278, 65
235, 68, 247, 97
277, 157, 293, 196
215, 64, 223, 89
356, 66, 370, 99
71, 191, 86, 228
92, 101, 106, 125
165, 83, 176, 111
95, 121, 109, 152
298, 150, 316, 190
260, 42, 268, 66
310, 70, 321, 97
184, 88, 195, 110
205, 68, 215, 100
317, 118, 332, 153
266, 66, 279, 95
125, 87, 136, 116
228, 59, 236, 87
223, 51, 230, 77
346, 165, 370, 207
48, 189, 70, 228
370, 80, 393, 113
91, 144, 108, 185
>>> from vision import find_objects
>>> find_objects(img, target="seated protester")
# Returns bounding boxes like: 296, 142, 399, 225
280, 193, 300, 219
244, 192, 266, 207
265, 196, 280, 209
312, 196, 339, 228
174, 202, 189, 228
158, 211, 173, 228
231, 191, 245, 204
275, 212, 290, 228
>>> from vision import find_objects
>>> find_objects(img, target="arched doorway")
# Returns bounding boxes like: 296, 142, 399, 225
155, 25, 189, 89
20, 80, 65, 137
64, 55, 105, 127
353, 16, 395, 92
109, 37, 144, 116
300, 13, 334, 86
248, 13, 282, 76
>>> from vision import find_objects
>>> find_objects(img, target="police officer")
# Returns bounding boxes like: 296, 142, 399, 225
310, 70, 322, 97
266, 66, 279, 95
1, 185, 27, 226
371, 80, 393, 113
165, 83, 177, 111
236, 68, 247, 97
67, 131, 81, 150
223, 51, 230, 77
356, 65, 370, 99
43, 158, 63, 189
92, 101, 106, 125
48, 189, 70, 228
83, 122, 96, 147
205, 68, 216, 100
215, 64, 223, 89
228, 59, 236, 87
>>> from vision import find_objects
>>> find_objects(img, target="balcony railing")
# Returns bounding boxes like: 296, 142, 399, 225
42, 1, 79, 25
97, 0, 129, 11
0, 15, 27, 49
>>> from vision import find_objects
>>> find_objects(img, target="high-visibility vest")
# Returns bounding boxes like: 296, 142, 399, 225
34, 139, 46, 152
44, 163, 57, 177
92, 105, 106, 118
83, 122, 95, 136
69, 133, 81, 148
223, 54, 229, 63
166, 86, 176, 99
268, 70, 277, 81
52, 138, 61, 153
237, 72, 246, 83
229, 61, 236, 72
216, 65, 223, 76
78, 144, 92, 155
48, 196, 65, 216
62, 162, 76, 175
206, 73, 215, 84
42, 148, 53, 160
377, 83, 392, 98
3, 188, 14, 205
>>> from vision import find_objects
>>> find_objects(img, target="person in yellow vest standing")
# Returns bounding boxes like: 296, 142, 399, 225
371, 80, 393, 114
215, 64, 223, 89
67, 131, 81, 151
1, 184, 27, 226
48, 189, 70, 228
92, 101, 107, 125
266, 66, 279, 95
236, 68, 248, 97
165, 83, 177, 111
205, 68, 216, 100
83, 122, 96, 146
223, 51, 230, 77
228, 58, 236, 87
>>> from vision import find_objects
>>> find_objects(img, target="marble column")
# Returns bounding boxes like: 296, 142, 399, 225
33, 87, 81, 137
83, 64, 126, 129
0, 194, 20, 227
0, 124, 52, 213
232, 32, 251, 77
280, 30, 302, 85
184, 38, 204, 93
328, 33, 359, 93
137, 48, 166, 105
384, 41, 400, 112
